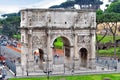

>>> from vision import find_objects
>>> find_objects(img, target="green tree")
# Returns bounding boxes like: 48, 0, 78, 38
0, 19, 2, 24
96, 9, 108, 56
0, 19, 3, 34
59, 1, 75, 8
49, 1, 75, 8
96, 12, 120, 58
96, 9, 105, 44
105, 1, 120, 13
49, 5, 61, 8
54, 37, 63, 49
103, 13, 120, 58
50, 0, 103, 9
75, 0, 103, 9
112, 0, 120, 3
2, 15, 20, 38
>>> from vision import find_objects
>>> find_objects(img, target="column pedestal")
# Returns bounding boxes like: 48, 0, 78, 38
73, 57, 80, 70
88, 58, 96, 69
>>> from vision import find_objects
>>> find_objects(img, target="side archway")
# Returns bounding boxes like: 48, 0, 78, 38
79, 48, 88, 67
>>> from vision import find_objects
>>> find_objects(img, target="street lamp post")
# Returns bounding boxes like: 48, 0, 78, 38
72, 57, 75, 75
26, 54, 29, 76
64, 63, 65, 73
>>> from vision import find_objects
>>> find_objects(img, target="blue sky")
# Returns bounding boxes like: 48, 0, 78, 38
0, 0, 66, 15
0, 0, 109, 16
0, 0, 40, 6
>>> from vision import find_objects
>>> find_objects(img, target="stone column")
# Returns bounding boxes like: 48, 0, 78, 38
74, 33, 79, 70
26, 29, 34, 73
20, 43, 28, 76
89, 30, 96, 69
47, 30, 53, 71
27, 29, 34, 59
20, 29, 29, 76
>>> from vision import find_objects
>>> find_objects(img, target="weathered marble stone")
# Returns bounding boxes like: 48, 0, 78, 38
18, 9, 96, 76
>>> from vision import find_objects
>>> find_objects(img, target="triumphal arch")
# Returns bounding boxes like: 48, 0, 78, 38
19, 9, 96, 76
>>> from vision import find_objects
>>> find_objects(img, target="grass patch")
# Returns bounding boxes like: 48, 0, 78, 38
97, 35, 120, 57
98, 47, 120, 56
9, 73, 120, 80
97, 35, 120, 43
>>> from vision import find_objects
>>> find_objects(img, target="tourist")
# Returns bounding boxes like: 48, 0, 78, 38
34, 51, 39, 64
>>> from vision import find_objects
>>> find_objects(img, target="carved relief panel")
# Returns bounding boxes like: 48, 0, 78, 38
38, 12, 46, 22
90, 13, 96, 28
32, 32, 47, 49
21, 11, 25, 21
76, 13, 90, 28
32, 12, 39, 21
27, 11, 33, 26
78, 35, 90, 43
32, 11, 46, 27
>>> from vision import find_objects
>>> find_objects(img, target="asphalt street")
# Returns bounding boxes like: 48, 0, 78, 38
1, 46, 21, 59
0, 45, 21, 79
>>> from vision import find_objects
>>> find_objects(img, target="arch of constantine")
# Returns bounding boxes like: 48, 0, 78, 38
18, 9, 96, 76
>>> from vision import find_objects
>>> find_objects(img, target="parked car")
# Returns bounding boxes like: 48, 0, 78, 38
1, 41, 7, 46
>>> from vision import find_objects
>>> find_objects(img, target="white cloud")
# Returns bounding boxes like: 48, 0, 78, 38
28, 0, 66, 8
100, 0, 111, 11
0, 5, 21, 15
0, 0, 66, 15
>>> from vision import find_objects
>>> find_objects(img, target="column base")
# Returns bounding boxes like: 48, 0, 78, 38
73, 58, 80, 70
88, 58, 96, 69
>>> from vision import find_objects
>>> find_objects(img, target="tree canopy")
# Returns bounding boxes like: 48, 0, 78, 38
75, 0, 103, 5
50, 1, 75, 8
105, 1, 120, 13
1, 13, 20, 38
96, 6, 120, 58
50, 0, 103, 9
54, 37, 63, 49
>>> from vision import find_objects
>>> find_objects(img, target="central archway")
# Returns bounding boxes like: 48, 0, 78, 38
52, 36, 71, 65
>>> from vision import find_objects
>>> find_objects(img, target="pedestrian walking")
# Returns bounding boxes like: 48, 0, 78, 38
34, 51, 39, 64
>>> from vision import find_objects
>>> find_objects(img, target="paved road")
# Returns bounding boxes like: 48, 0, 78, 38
1, 46, 21, 60
0, 45, 21, 79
